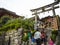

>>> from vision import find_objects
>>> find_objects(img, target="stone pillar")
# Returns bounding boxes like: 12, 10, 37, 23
18, 28, 23, 45
0, 36, 3, 45
29, 37, 31, 45
5, 36, 9, 45
46, 29, 52, 45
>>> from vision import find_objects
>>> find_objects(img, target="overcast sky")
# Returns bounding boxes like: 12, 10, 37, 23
0, 0, 60, 18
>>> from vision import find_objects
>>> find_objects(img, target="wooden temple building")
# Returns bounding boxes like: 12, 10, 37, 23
0, 8, 21, 18
39, 15, 60, 30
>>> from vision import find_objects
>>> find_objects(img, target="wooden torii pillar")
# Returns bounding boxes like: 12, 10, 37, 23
30, 1, 59, 30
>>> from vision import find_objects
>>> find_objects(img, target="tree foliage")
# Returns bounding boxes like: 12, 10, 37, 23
0, 15, 11, 27
0, 17, 35, 35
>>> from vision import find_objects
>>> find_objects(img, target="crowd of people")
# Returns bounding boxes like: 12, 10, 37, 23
31, 29, 55, 45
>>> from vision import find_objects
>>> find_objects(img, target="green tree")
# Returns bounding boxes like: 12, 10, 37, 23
0, 15, 11, 27
0, 17, 35, 42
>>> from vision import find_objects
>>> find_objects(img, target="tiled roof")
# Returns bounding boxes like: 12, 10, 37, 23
0, 8, 20, 18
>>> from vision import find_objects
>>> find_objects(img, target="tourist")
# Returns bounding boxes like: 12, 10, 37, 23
34, 29, 41, 45
48, 38, 54, 45
41, 30, 47, 45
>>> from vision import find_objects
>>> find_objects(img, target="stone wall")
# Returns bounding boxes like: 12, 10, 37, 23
4, 28, 23, 45
0, 35, 3, 45
0, 33, 5, 45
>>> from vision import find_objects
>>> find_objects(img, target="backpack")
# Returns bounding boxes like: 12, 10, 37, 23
41, 33, 46, 38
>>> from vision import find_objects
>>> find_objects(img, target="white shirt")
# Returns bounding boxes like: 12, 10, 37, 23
34, 31, 41, 39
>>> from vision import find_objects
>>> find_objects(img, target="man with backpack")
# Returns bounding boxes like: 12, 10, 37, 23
34, 29, 41, 45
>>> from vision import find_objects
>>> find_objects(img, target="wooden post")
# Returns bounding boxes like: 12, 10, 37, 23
34, 10, 38, 30
52, 5, 56, 16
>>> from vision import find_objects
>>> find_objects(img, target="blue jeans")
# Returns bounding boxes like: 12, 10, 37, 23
36, 38, 41, 45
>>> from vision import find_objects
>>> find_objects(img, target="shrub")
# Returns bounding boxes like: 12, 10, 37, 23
51, 30, 58, 43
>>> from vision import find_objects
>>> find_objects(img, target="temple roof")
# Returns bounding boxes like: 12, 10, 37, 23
0, 8, 20, 18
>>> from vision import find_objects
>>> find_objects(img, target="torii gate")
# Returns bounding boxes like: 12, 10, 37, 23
30, 0, 60, 30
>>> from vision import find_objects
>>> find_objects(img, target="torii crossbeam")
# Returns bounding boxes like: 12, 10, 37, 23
31, 1, 59, 16
30, 0, 60, 30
